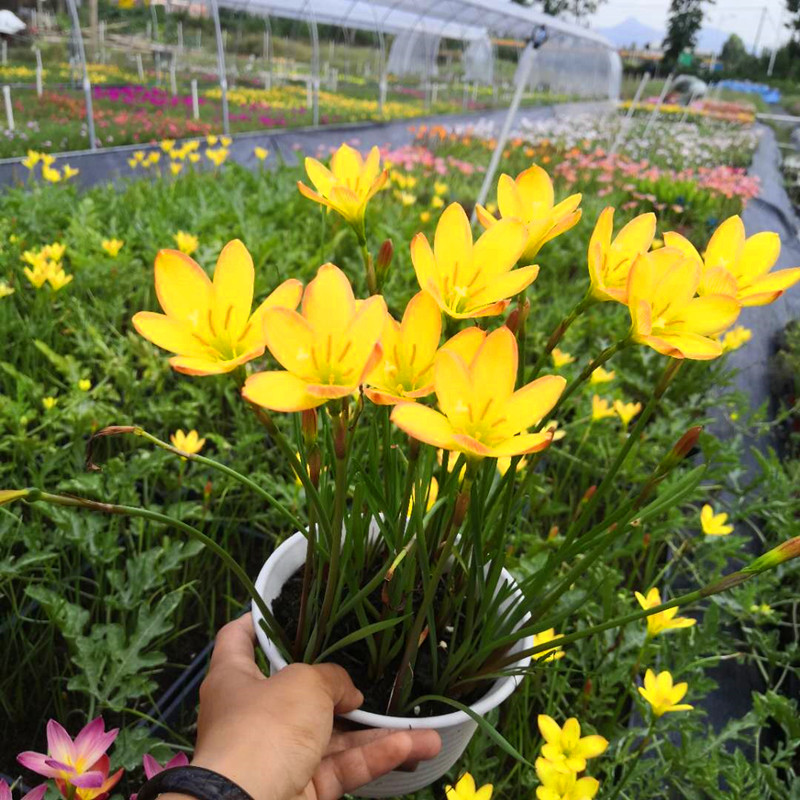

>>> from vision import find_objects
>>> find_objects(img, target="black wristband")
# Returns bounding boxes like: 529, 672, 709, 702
136, 765, 255, 800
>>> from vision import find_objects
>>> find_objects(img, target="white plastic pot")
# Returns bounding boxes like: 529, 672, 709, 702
252, 532, 532, 798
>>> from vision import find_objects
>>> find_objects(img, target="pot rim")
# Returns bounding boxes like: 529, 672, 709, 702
253, 531, 533, 730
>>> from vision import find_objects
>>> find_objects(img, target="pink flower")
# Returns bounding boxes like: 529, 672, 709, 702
17, 717, 120, 792
0, 780, 47, 800
143, 752, 189, 779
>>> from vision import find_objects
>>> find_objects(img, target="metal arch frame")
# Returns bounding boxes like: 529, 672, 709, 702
207, 0, 231, 136
66, 0, 97, 150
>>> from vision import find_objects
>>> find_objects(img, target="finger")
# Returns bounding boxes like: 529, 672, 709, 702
207, 613, 261, 677
309, 663, 364, 714
313, 730, 442, 800
326, 728, 395, 756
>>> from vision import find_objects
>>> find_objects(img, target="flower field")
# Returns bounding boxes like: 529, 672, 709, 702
2, 107, 800, 800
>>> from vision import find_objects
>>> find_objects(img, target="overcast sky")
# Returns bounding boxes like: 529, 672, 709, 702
588, 0, 791, 50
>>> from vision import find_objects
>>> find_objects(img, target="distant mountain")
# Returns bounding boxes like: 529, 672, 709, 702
597, 15, 746, 54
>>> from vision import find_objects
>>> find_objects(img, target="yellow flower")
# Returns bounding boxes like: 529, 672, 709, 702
664, 216, 800, 306
496, 455, 527, 476
591, 395, 616, 422
445, 772, 492, 800
398, 191, 416, 206
638, 669, 693, 717
535, 758, 599, 800
220, 136, 232, 147
613, 399, 641, 426
254, 146, 269, 161
410, 203, 533, 319
634, 587, 696, 637
173, 231, 199, 255
476, 165, 582, 263
42, 165, 61, 183
700, 504, 733, 536
133, 239, 302, 376
588, 207, 656, 303
24, 263, 50, 288
298, 144, 388, 231
22, 149, 41, 169
146, 151, 161, 166
62, 165, 79, 180
242, 264, 386, 412
551, 348, 574, 369
537, 716, 608, 773
133, 151, 146, 164
170, 162, 184, 176
364, 290, 441, 405
188, 152, 201, 164
408, 476, 438, 515
420, 211, 431, 222
531, 627, 566, 662
160, 139, 176, 152
78, 379, 91, 391
47, 268, 73, 291
431, 194, 445, 209
43, 242, 65, 262
0, 280, 14, 298
590, 366, 615, 384
750, 603, 772, 615
206, 135, 218, 146
391, 327, 564, 459
170, 428, 206, 455
206, 148, 229, 167
434, 181, 448, 195
101, 238, 124, 257
42, 396, 57, 410
127, 157, 139, 169
41, 153, 55, 167
721, 325, 752, 352
627, 249, 740, 360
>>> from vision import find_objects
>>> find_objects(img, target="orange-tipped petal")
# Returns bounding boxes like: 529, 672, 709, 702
132, 311, 210, 357
391, 403, 456, 449
243, 371, 326, 412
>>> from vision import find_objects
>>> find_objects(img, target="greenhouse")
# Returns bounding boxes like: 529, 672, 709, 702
2, 1, 800, 799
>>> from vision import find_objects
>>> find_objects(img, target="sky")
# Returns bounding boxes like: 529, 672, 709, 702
587, 0, 791, 50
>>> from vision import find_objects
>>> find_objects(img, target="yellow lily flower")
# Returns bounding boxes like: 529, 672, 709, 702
170, 428, 206, 455
78, 379, 91, 391
364, 290, 441, 405
638, 669, 693, 717
591, 395, 616, 422
42, 396, 57, 410
22, 149, 40, 169
627, 249, 740, 360
242, 263, 386, 412
588, 207, 656, 303
476, 165, 582, 263
297, 143, 388, 232
160, 139, 175, 152
220, 136, 232, 147
551, 348, 575, 369
613, 399, 641, 426
206, 135, 218, 146
43, 242, 66, 262
535, 758, 599, 800
41, 153, 55, 167
537, 716, 608, 773
445, 772, 492, 800
170, 162, 183, 176
173, 231, 198, 255
62, 165, 79, 180
410, 203, 533, 319
101, 238, 124, 258
531, 627, 566, 662
634, 587, 696, 637
391, 327, 564, 459
47, 268, 73, 291
0, 280, 14, 298
254, 146, 269, 161
206, 148, 229, 167
42, 165, 61, 183
700, 504, 733, 536
496, 455, 527, 476
721, 325, 751, 352
590, 366, 615, 384
132, 239, 303, 376
408, 476, 438, 515
664, 215, 800, 306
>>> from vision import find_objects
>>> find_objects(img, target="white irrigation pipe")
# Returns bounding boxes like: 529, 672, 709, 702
191, 78, 199, 120
609, 71, 649, 156
207, 0, 230, 136
3, 85, 13, 131
66, 0, 97, 150
642, 72, 673, 138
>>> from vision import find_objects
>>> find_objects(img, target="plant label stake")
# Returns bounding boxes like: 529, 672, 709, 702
136, 53, 144, 81
3, 85, 13, 131
34, 48, 43, 97
170, 56, 177, 95
177, 21, 183, 53
191, 78, 199, 119
1, 41, 6, 66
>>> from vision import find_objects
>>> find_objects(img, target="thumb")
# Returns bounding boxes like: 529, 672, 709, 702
207, 613, 264, 679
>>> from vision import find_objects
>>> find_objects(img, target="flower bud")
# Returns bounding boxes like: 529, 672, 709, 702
745, 536, 800, 574
0, 489, 28, 506
505, 298, 530, 335
301, 408, 318, 445
375, 239, 393, 281
671, 426, 702, 461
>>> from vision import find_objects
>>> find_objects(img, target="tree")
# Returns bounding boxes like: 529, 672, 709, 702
720, 33, 748, 69
787, 0, 800, 42
662, 0, 714, 67
512, 0, 607, 22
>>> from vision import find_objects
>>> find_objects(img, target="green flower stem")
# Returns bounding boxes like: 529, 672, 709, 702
606, 724, 654, 800
25, 490, 289, 652
528, 292, 595, 382
536, 337, 630, 433
562, 359, 682, 551
358, 237, 378, 295
125, 427, 306, 533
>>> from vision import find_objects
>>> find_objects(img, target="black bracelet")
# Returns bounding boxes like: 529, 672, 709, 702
136, 765, 255, 800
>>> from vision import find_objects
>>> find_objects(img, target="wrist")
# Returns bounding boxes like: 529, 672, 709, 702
189, 755, 270, 800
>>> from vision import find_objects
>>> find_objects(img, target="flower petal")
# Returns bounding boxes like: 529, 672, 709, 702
169, 353, 256, 375
242, 371, 326, 412
502, 375, 566, 437
132, 312, 211, 357
640, 332, 722, 360
302, 263, 356, 337
497, 173, 525, 220
468, 264, 540, 308
154, 249, 213, 326
304, 157, 335, 196
515, 165, 555, 215
472, 218, 528, 280
576, 734, 609, 758
662, 231, 702, 263
440, 327, 486, 366
263, 308, 315, 377
411, 233, 439, 297
211, 239, 254, 340
400, 290, 442, 372
704, 215, 745, 273
537, 714, 562, 744
739, 267, 800, 306
73, 718, 118, 767
391, 403, 456, 449
434, 203, 473, 282
668, 295, 740, 336
46, 720, 75, 764
16, 752, 61, 779
488, 432, 554, 457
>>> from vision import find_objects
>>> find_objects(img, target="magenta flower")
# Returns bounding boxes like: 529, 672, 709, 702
17, 717, 119, 790
0, 780, 47, 800
143, 752, 189, 779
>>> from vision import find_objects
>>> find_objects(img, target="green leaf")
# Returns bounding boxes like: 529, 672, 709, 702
316, 614, 410, 662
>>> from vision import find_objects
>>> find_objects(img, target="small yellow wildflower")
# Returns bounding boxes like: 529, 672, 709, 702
408, 477, 438, 515
188, 152, 201, 164
101, 238, 124, 257
721, 325, 752, 353
42, 165, 61, 183
47, 268, 73, 291
537, 715, 608, 773
551, 348, 575, 369
638, 669, 693, 717
43, 243, 65, 262
700, 504, 734, 536
254, 146, 269, 161
496, 456, 528, 476
42, 396, 58, 410
160, 139, 176, 152
535, 758, 599, 800
434, 181, 448, 195
220, 136, 232, 147
170, 162, 183, 176
445, 772, 492, 800
635, 587, 696, 637
78, 379, 91, 391
420, 211, 431, 222
431, 194, 445, 209
750, 603, 772, 615
206, 134, 218, 146
591, 395, 616, 422
62, 165, 79, 180
41, 153, 55, 167
398, 191, 416, 206
206, 148, 229, 167
590, 366, 615, 384
614, 400, 642, 427
173, 231, 199, 256
532, 628, 565, 662
0, 280, 14, 298
22, 150, 40, 169
170, 429, 206, 456
146, 152, 161, 166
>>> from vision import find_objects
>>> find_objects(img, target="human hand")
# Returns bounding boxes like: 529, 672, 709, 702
186, 614, 441, 800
